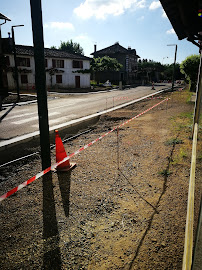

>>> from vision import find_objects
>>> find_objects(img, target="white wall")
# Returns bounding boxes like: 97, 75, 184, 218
5, 54, 91, 90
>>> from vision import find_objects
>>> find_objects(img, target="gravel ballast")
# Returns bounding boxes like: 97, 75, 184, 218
0, 90, 201, 269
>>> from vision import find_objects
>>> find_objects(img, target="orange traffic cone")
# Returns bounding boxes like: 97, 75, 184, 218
55, 130, 76, 172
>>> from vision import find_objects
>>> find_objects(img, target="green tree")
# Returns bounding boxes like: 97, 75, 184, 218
50, 40, 84, 55
138, 60, 164, 81
163, 63, 182, 81
91, 56, 122, 72
91, 56, 123, 83
59, 40, 84, 55
180, 54, 200, 91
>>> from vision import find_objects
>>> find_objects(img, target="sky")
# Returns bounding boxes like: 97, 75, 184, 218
0, 0, 199, 64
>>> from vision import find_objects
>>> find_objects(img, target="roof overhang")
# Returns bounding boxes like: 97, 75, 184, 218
0, 13, 11, 21
160, 0, 202, 47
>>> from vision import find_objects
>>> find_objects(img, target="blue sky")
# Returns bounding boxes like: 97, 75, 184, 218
1, 0, 199, 64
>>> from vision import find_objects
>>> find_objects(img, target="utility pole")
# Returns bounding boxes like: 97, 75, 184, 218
0, 13, 11, 110
30, 0, 51, 170
167, 44, 178, 91
12, 25, 24, 101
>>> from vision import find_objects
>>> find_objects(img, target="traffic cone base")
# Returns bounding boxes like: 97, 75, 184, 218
54, 129, 76, 172
56, 162, 76, 172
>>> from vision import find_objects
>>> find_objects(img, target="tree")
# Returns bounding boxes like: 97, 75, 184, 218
138, 60, 164, 82
58, 40, 84, 55
180, 54, 200, 91
91, 56, 123, 83
91, 56, 122, 72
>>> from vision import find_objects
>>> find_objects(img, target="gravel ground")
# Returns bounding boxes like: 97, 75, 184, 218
0, 90, 201, 269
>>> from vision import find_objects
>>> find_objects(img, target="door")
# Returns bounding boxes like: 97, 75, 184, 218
2, 73, 8, 89
75, 76, 80, 88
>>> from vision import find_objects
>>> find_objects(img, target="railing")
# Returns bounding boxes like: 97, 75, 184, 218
182, 123, 198, 270
182, 52, 202, 269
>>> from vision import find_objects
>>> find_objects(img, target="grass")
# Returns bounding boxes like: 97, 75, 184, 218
186, 91, 194, 104
179, 148, 188, 159
197, 152, 202, 161
165, 138, 184, 146
158, 169, 172, 177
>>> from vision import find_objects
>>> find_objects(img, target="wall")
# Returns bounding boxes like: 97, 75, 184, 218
5, 55, 90, 90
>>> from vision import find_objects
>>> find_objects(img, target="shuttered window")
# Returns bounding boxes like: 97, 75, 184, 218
17, 57, 30, 67
52, 59, 64, 68
72, 60, 83, 69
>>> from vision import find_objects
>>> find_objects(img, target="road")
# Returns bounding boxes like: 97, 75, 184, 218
0, 85, 168, 142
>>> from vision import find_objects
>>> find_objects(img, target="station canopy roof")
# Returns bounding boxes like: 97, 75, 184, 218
160, 0, 202, 45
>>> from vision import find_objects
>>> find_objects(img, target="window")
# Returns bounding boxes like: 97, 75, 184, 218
73, 60, 83, 69
56, 75, 62, 84
45, 59, 48, 67
17, 57, 30, 67
52, 59, 64, 68
21, 74, 28, 84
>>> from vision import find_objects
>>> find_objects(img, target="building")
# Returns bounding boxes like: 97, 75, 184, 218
2, 39, 91, 91
91, 42, 140, 85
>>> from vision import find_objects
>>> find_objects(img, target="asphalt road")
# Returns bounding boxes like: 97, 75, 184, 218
0, 85, 169, 142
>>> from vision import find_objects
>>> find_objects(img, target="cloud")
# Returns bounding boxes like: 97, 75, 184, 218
166, 28, 175, 34
44, 22, 74, 31
149, 1, 161, 10
162, 10, 167, 18
74, 0, 146, 20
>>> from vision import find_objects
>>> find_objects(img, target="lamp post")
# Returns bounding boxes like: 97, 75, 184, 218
11, 25, 24, 101
167, 44, 177, 91
0, 13, 11, 110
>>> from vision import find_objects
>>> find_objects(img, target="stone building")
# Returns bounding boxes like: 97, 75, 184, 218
91, 42, 140, 85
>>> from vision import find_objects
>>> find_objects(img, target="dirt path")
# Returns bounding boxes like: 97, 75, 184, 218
0, 90, 201, 269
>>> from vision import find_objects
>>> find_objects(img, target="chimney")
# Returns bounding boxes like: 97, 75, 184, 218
94, 44, 97, 53
128, 46, 131, 50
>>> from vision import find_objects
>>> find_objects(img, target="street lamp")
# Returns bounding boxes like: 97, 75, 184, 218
167, 44, 178, 91
11, 24, 24, 101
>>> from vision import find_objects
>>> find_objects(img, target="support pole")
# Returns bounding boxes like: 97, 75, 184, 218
117, 127, 120, 170
11, 27, 19, 100
192, 52, 202, 137
30, 0, 51, 170
171, 45, 177, 92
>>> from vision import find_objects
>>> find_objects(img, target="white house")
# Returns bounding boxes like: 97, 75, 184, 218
3, 44, 91, 91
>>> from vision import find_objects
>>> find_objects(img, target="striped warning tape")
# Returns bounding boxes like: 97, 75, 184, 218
0, 98, 168, 202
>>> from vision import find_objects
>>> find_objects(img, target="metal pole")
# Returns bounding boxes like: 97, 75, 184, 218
30, 0, 51, 170
171, 45, 177, 91
12, 26, 22, 101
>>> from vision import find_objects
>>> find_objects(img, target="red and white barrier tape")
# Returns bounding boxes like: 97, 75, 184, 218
0, 98, 168, 202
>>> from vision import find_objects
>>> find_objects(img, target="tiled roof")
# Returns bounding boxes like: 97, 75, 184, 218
4, 42, 91, 60
91, 42, 139, 57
